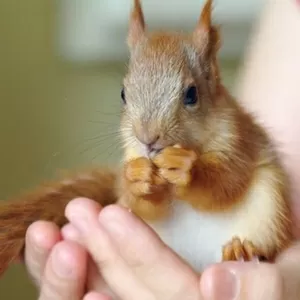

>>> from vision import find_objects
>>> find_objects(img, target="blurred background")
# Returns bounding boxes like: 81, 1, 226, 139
0, 0, 263, 297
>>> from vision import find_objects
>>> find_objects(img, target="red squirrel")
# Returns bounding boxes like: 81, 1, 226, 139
0, 0, 293, 278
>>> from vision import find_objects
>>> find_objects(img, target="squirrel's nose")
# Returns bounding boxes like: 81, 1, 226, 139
134, 127, 160, 152
139, 134, 159, 150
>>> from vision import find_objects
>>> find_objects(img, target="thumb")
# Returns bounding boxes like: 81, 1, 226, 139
200, 261, 283, 300
276, 242, 300, 299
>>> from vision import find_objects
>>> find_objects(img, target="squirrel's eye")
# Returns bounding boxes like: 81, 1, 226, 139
121, 87, 126, 104
183, 86, 198, 106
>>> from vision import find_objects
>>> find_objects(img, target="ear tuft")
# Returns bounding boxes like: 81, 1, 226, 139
199, 0, 213, 31
127, 0, 146, 49
193, 0, 220, 57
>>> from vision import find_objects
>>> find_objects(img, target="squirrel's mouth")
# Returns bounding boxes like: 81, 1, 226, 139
148, 148, 162, 159
134, 142, 164, 159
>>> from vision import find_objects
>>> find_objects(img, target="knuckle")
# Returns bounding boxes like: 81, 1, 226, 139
126, 239, 166, 271
86, 237, 120, 271
175, 277, 199, 298
93, 251, 120, 273
39, 280, 65, 300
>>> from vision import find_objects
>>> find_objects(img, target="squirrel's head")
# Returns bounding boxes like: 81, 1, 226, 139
120, 0, 222, 160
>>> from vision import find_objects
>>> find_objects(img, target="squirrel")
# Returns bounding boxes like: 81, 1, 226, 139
0, 0, 294, 279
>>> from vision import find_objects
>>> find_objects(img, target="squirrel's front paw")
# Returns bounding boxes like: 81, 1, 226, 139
153, 146, 197, 187
222, 237, 267, 262
124, 157, 166, 197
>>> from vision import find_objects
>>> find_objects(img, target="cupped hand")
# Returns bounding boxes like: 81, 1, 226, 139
63, 198, 200, 300
24, 197, 300, 300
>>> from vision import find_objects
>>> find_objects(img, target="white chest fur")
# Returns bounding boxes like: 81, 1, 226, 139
106, 168, 279, 299
148, 166, 279, 273
149, 200, 233, 272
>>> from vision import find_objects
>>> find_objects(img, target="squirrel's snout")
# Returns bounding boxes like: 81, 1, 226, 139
133, 125, 162, 156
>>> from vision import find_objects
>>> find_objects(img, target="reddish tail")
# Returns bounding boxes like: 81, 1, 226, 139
0, 168, 117, 277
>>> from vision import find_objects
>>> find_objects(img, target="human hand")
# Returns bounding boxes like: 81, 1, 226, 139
62, 197, 300, 300
24, 220, 111, 300
24, 197, 300, 300
63, 197, 201, 300
24, 197, 201, 300
200, 243, 300, 299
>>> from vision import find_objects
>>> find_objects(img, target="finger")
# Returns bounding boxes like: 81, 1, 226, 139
83, 291, 112, 300
38, 240, 87, 300
276, 242, 300, 299
98, 205, 200, 299
62, 223, 110, 294
200, 261, 283, 300
25, 221, 61, 285
65, 198, 153, 300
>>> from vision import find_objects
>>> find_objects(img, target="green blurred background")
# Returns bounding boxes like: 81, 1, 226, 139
0, 0, 254, 298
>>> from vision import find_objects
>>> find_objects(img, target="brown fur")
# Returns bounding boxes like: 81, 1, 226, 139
119, 0, 293, 261
0, 167, 118, 276
117, 157, 172, 221
0, 0, 294, 278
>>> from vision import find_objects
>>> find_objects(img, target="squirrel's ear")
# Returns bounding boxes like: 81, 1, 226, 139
192, 0, 220, 58
127, 0, 146, 49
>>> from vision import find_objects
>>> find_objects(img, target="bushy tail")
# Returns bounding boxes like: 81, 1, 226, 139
0, 167, 118, 277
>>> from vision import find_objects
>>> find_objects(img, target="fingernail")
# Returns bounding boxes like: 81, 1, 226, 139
52, 247, 75, 278
201, 266, 240, 300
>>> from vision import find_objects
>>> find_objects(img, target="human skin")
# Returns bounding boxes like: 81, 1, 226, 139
24, 0, 300, 299
26, 198, 300, 300
235, 0, 300, 238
